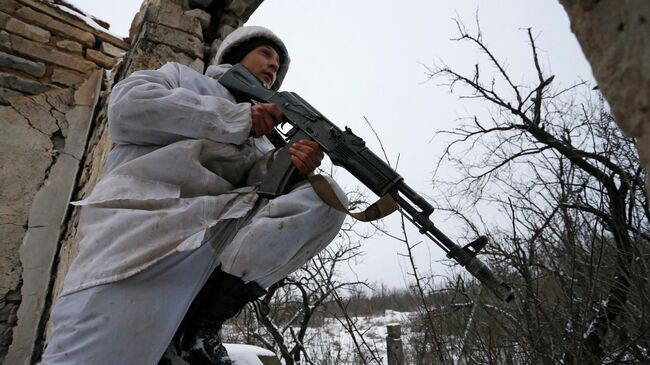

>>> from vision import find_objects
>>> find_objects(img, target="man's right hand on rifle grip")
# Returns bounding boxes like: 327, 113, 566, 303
250, 102, 284, 138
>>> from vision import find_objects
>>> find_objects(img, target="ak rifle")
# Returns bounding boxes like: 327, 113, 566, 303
219, 64, 514, 302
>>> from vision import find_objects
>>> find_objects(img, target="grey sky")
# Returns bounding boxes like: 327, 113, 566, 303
79, 1, 594, 288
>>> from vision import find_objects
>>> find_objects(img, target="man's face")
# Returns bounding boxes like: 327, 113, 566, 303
240, 45, 280, 89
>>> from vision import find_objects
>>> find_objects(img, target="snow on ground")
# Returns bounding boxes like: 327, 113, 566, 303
313, 310, 412, 362
224, 344, 276, 365
224, 310, 415, 364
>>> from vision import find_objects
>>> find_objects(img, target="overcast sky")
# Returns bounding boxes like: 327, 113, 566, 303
78, 1, 595, 289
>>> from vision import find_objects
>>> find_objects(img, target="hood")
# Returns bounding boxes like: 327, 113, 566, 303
213, 26, 290, 90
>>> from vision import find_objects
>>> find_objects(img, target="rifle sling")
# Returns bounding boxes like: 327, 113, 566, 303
306, 174, 399, 222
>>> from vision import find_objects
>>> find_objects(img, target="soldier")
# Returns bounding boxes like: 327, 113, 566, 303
40, 26, 346, 364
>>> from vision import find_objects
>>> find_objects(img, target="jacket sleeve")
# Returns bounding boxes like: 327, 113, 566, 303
108, 63, 252, 146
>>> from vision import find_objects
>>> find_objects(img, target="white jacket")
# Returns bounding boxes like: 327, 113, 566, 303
61, 62, 275, 295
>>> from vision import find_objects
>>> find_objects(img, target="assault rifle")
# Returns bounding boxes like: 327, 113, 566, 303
219, 64, 514, 302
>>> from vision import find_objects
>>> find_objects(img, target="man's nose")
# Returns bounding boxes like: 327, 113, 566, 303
269, 59, 279, 72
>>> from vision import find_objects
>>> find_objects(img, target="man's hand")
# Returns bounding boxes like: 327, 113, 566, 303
289, 140, 324, 174
250, 103, 283, 138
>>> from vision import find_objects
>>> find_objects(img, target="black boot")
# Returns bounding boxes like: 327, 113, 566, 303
159, 267, 267, 364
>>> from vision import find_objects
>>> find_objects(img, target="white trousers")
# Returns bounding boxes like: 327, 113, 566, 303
40, 180, 346, 364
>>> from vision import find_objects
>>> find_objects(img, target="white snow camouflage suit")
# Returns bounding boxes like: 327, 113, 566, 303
40, 26, 346, 365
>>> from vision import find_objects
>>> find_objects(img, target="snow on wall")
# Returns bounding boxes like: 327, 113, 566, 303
44, 0, 123, 38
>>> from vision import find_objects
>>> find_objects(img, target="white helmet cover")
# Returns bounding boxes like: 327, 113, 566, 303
215, 26, 290, 90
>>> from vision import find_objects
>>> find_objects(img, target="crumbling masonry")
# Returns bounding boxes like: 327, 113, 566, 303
0, 0, 263, 363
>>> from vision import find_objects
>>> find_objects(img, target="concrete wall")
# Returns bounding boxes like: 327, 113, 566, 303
560, 0, 650, 191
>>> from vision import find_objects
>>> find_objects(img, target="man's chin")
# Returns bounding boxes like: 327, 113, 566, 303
260, 74, 275, 88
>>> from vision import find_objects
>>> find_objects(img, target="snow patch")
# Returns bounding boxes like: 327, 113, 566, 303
224, 310, 414, 364
223, 344, 276, 365
43, 0, 124, 40
583, 319, 597, 339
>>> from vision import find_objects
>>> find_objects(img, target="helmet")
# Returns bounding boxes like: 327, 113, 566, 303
215, 26, 290, 90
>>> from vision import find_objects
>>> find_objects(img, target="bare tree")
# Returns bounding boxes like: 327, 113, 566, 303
417, 19, 649, 364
